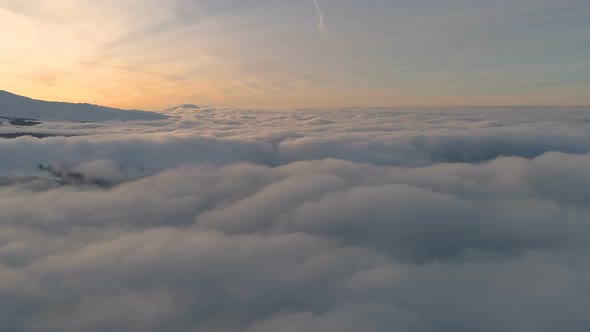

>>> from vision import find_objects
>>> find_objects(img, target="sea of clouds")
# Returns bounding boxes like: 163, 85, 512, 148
1, 107, 590, 331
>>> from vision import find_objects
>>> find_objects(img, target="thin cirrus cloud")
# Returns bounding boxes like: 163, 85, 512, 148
313, 0, 327, 34
0, 0, 589, 109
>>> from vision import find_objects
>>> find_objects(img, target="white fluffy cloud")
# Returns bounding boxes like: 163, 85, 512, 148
1, 107, 590, 331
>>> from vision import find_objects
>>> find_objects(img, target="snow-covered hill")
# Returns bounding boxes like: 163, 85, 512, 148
0, 90, 167, 122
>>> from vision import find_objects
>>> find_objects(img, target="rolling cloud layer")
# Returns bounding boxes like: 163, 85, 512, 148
1, 107, 590, 331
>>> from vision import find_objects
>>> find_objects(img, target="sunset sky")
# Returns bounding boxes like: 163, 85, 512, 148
1, 0, 589, 110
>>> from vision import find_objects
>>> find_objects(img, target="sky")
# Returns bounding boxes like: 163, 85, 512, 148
1, 0, 590, 110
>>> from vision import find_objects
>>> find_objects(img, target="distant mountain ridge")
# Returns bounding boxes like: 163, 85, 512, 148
0, 90, 167, 122
162, 104, 203, 115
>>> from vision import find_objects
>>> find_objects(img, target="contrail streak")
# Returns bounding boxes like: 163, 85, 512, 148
313, 0, 327, 34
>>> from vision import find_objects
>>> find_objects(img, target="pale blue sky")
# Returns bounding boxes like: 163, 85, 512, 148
1, 0, 589, 108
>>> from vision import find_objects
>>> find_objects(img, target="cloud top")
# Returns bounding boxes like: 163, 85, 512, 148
1, 106, 590, 331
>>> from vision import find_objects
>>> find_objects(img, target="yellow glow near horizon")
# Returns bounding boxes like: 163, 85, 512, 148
1, 1, 589, 110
